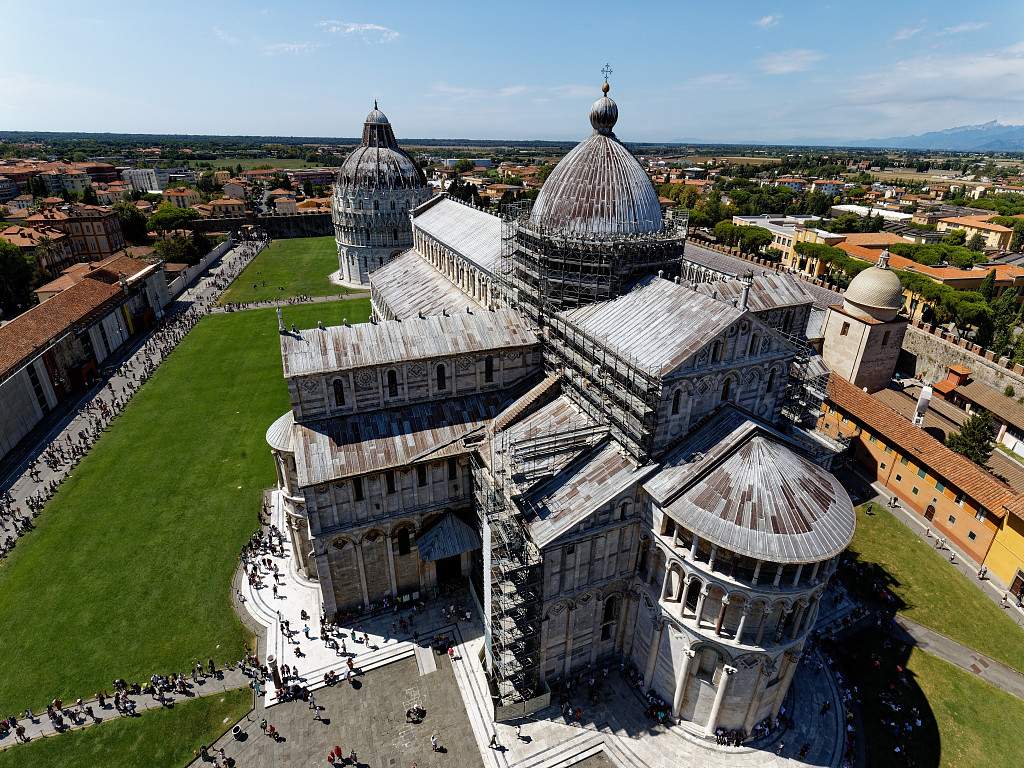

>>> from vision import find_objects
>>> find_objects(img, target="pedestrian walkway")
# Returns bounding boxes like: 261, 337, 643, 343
211, 291, 370, 315
0, 667, 252, 748
893, 616, 1024, 700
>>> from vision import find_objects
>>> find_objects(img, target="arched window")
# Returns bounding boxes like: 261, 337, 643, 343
333, 379, 345, 406
387, 369, 398, 398
484, 355, 495, 383
671, 389, 682, 415
748, 333, 760, 356
618, 501, 629, 520
602, 595, 621, 625
721, 377, 732, 402
435, 363, 447, 390
711, 340, 723, 363
766, 371, 776, 393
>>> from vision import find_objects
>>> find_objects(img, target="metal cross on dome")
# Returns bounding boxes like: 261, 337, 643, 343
601, 63, 613, 83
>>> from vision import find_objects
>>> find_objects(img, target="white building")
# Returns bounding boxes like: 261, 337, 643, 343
121, 168, 160, 193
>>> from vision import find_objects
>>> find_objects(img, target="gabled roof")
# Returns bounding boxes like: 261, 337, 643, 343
696, 272, 815, 313
826, 373, 1017, 518
645, 406, 855, 563
561, 276, 748, 375
412, 196, 502, 273
370, 249, 478, 319
280, 307, 537, 377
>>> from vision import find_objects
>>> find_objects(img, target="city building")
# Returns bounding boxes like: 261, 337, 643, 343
209, 197, 246, 217
26, 204, 127, 262
931, 365, 1024, 456
121, 167, 161, 193
268, 81, 854, 737
0, 175, 19, 202
0, 224, 77, 276
936, 215, 1013, 251
274, 195, 297, 214
162, 187, 201, 209
0, 253, 168, 462
731, 215, 822, 262
331, 103, 431, 285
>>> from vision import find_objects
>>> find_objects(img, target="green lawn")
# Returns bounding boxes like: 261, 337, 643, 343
0, 689, 251, 768
218, 236, 354, 305
851, 502, 1024, 672
910, 649, 1024, 768
0, 300, 371, 713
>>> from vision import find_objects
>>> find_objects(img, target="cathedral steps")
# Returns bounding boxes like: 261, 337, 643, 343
509, 730, 605, 768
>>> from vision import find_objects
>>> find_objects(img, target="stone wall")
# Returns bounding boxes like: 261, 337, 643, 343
899, 323, 1024, 391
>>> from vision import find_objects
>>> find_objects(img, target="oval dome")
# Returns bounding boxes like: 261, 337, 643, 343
338, 103, 427, 191
529, 82, 662, 237
843, 250, 904, 321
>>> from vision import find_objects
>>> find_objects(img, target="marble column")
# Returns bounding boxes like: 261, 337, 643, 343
672, 649, 697, 718
385, 536, 398, 597
694, 587, 709, 629
690, 534, 700, 560
771, 652, 799, 720
736, 605, 752, 644
679, 575, 693, 618
790, 602, 808, 639
643, 620, 664, 690
704, 665, 737, 736
772, 564, 783, 587
355, 543, 369, 608
755, 606, 769, 646
714, 595, 730, 636
660, 566, 673, 602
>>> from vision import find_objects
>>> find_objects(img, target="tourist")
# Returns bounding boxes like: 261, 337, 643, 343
431, 733, 440, 752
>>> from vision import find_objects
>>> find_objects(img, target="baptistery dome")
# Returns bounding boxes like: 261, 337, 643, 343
337, 103, 427, 191
529, 81, 662, 237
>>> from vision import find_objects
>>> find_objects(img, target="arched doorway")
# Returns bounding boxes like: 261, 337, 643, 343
924, 504, 935, 521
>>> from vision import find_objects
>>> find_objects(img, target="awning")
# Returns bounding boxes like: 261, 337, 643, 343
417, 513, 481, 562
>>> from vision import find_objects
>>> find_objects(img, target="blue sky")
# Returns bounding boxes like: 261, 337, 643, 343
4, 1, 1024, 144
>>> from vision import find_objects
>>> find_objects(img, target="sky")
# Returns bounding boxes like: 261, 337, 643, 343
4, 0, 1024, 144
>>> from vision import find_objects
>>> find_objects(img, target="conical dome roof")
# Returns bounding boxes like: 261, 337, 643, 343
843, 250, 904, 321
338, 102, 427, 191
528, 81, 662, 237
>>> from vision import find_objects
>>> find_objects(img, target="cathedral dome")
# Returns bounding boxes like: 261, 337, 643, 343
842, 250, 904, 322
528, 81, 662, 237
338, 102, 427, 190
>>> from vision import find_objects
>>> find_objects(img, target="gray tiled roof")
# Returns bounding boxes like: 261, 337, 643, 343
413, 197, 502, 273
280, 308, 537, 377
645, 407, 855, 563
371, 250, 478, 319
696, 272, 816, 313
562, 276, 744, 374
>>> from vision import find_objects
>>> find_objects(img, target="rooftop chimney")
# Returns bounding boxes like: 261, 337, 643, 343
740, 270, 754, 311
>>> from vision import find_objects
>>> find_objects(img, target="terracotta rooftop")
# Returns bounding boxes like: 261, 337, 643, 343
940, 214, 1012, 233
0, 224, 67, 248
826, 373, 1019, 518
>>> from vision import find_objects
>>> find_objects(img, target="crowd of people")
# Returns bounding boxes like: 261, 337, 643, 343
0, 234, 267, 563
220, 292, 326, 313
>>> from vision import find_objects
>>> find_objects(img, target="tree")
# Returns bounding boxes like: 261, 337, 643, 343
454, 159, 474, 174
196, 172, 216, 195
0, 239, 38, 318
946, 410, 995, 466
302, 180, 314, 198
979, 269, 997, 301
739, 226, 773, 256
987, 287, 1017, 357
82, 185, 99, 205
967, 232, 986, 252
713, 220, 737, 246
29, 175, 47, 198
147, 203, 199, 237
942, 228, 967, 246
113, 201, 149, 244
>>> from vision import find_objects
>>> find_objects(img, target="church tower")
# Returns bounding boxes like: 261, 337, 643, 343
331, 103, 431, 285
821, 250, 907, 392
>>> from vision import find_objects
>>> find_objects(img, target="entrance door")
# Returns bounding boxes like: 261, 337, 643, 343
924, 505, 936, 521
436, 555, 463, 591
1012, 570, 1024, 600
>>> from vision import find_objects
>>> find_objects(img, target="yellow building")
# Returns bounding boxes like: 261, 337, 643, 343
986, 503, 1024, 601
936, 215, 1013, 251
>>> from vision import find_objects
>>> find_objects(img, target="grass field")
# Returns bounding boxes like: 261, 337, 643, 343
217, 236, 353, 305
0, 299, 371, 713
0, 689, 251, 768
850, 502, 1024, 672
910, 648, 1024, 768
211, 157, 333, 170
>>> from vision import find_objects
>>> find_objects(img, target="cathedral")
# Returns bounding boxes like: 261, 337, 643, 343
268, 80, 855, 738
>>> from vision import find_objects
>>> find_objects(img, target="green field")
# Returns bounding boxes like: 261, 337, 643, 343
910, 649, 1024, 768
218, 236, 355, 305
0, 300, 371, 712
0, 689, 251, 768
851, 503, 1024, 672
211, 157, 334, 170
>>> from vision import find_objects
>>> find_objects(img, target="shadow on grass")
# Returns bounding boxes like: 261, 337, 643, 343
832, 507, 941, 767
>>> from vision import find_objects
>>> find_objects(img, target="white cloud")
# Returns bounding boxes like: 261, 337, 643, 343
756, 49, 823, 75
755, 14, 781, 29
942, 21, 989, 35
892, 26, 923, 41
212, 26, 239, 46
431, 82, 594, 101
263, 42, 322, 55
319, 20, 399, 42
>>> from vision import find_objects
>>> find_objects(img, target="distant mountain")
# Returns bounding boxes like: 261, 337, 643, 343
857, 121, 1024, 152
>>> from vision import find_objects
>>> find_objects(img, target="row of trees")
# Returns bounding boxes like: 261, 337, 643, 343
712, 221, 774, 256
